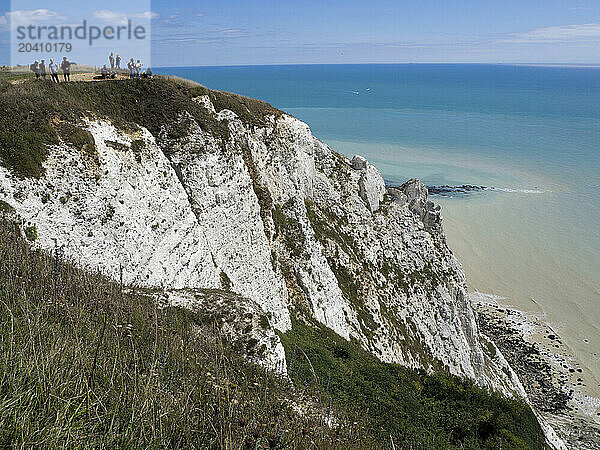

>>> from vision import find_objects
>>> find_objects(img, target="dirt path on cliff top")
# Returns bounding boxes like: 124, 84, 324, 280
9, 72, 132, 84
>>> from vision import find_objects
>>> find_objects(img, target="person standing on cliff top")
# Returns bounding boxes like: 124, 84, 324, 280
30, 61, 40, 79
109, 53, 115, 69
60, 57, 75, 82
39, 60, 47, 80
115, 54, 121, 69
49, 59, 59, 83
127, 58, 135, 79
135, 60, 142, 78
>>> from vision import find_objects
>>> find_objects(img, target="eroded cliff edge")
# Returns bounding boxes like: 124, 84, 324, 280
0, 77, 556, 433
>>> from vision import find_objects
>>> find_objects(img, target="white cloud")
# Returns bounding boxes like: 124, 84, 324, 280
1, 9, 67, 30
135, 11, 159, 21
505, 23, 600, 43
93, 10, 158, 26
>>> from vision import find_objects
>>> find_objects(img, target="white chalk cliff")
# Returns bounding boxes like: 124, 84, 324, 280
0, 85, 564, 447
0, 92, 521, 388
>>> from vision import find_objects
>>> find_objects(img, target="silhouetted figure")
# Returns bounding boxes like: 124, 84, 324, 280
60, 57, 75, 81
30, 61, 40, 79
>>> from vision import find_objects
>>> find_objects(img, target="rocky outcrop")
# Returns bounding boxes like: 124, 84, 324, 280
354, 156, 386, 212
400, 179, 442, 232
154, 288, 288, 376
0, 84, 526, 396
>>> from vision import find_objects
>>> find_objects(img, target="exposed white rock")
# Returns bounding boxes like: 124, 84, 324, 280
0, 121, 221, 291
0, 89, 565, 448
401, 179, 442, 231
192, 95, 216, 113
351, 155, 368, 170
402, 178, 428, 203
0, 118, 292, 331
158, 288, 288, 376
350, 155, 386, 212
359, 164, 386, 212
0, 105, 528, 399
161, 115, 292, 331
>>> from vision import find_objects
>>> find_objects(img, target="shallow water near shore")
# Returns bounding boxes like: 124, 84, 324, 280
158, 64, 600, 407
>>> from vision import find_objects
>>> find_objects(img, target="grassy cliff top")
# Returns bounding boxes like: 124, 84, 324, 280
0, 76, 283, 178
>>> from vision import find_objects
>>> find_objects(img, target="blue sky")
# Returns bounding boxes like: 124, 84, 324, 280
2, 0, 600, 66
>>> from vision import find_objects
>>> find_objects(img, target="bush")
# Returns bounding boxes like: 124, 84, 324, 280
280, 318, 546, 449
56, 122, 96, 155
24, 224, 37, 241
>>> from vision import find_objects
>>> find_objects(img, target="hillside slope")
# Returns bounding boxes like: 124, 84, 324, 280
0, 77, 562, 447
0, 215, 545, 448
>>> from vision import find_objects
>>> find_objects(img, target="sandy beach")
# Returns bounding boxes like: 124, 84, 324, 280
474, 293, 600, 448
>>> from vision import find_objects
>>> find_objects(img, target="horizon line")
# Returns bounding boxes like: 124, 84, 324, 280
155, 62, 600, 69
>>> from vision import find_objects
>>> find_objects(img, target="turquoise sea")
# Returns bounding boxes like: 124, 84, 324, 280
158, 64, 600, 390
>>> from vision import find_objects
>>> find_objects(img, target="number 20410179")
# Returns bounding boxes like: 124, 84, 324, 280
18, 42, 72, 53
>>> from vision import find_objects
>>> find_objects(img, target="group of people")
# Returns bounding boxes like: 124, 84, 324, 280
102, 53, 152, 79
29, 52, 152, 82
29, 57, 76, 82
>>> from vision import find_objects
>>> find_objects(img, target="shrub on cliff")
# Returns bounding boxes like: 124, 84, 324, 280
280, 317, 545, 449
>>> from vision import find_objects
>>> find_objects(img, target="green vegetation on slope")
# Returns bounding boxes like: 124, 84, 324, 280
0, 210, 546, 449
280, 318, 546, 450
0, 217, 374, 448
0, 77, 282, 178
0, 70, 35, 82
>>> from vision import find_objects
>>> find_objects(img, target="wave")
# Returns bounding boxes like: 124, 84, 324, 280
425, 184, 549, 197
489, 187, 547, 194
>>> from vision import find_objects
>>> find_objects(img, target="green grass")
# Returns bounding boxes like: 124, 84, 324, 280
272, 201, 307, 259
0, 71, 36, 82
0, 76, 283, 178
280, 317, 546, 450
0, 217, 376, 448
56, 122, 96, 156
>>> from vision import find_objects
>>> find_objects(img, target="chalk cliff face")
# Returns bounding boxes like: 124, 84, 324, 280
0, 84, 521, 395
